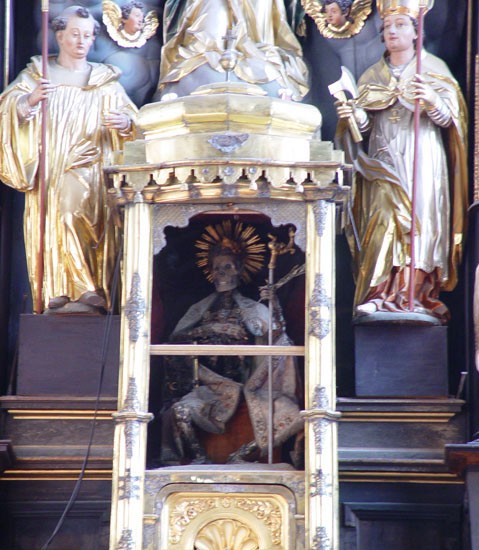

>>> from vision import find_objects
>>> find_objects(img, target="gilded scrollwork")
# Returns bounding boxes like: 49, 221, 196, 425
170, 498, 218, 544
168, 495, 284, 546
236, 498, 282, 543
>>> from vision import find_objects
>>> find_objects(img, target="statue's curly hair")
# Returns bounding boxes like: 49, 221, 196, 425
321, 0, 354, 24
121, 1, 145, 21
321, 0, 353, 15
51, 6, 100, 36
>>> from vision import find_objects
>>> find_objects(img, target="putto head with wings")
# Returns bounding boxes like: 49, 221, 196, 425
301, 0, 372, 39
103, 1, 159, 48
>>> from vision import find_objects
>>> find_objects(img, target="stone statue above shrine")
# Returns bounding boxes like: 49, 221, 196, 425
159, 221, 303, 465
154, 0, 310, 101
0, 6, 138, 313
334, 0, 468, 324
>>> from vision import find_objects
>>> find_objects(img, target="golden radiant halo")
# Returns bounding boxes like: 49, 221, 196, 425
195, 220, 265, 284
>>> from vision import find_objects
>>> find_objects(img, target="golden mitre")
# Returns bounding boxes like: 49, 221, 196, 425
376, 0, 435, 19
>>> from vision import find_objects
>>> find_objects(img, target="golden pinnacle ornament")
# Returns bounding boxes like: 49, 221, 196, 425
376, 0, 434, 19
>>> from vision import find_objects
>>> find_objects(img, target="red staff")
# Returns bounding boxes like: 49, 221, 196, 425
408, 1, 428, 312
35, 0, 49, 314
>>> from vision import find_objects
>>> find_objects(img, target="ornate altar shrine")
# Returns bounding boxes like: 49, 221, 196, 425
0, 2, 474, 549
105, 81, 345, 549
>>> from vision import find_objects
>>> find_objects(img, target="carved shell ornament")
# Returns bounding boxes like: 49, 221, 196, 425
195, 519, 259, 550
103, 1, 159, 48
301, 0, 372, 39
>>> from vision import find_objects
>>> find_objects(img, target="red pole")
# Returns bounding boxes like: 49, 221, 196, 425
408, 4, 426, 312
35, 2, 49, 314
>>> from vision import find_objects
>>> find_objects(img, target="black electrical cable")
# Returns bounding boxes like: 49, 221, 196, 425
40, 242, 123, 550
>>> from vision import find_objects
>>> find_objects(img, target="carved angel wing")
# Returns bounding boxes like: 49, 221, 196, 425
349, 0, 373, 33
142, 10, 160, 42
301, 0, 372, 39
102, 0, 122, 35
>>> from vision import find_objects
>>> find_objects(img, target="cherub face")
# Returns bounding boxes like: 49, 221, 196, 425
325, 3, 348, 27
123, 7, 144, 35
211, 254, 240, 293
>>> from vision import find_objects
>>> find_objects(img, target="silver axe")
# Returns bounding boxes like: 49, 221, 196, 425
328, 66, 363, 143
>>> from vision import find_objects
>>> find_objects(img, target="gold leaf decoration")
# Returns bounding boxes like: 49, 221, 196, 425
301, 0, 373, 39
195, 519, 259, 550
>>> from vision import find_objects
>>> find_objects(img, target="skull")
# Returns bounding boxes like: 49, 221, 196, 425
211, 254, 240, 292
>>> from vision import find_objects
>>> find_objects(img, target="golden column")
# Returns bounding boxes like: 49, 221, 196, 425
304, 199, 341, 549
109, 196, 154, 550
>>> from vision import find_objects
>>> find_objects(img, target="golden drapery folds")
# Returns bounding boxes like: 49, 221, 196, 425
342, 51, 468, 320
159, 0, 309, 100
0, 56, 137, 310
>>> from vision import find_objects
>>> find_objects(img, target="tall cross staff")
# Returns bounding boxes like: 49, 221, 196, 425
35, 0, 49, 313
408, 1, 428, 312
266, 228, 296, 463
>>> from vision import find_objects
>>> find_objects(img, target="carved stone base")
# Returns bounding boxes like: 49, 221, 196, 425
16, 314, 120, 396
354, 325, 448, 397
